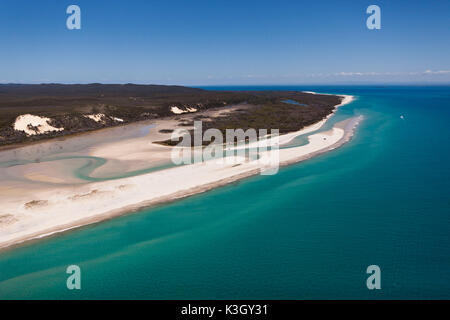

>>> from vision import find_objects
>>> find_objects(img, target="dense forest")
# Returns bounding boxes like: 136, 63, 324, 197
0, 84, 341, 146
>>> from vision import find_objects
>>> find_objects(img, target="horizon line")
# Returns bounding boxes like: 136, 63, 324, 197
1, 82, 450, 87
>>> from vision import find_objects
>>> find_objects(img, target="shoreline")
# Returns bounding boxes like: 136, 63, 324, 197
0, 94, 358, 251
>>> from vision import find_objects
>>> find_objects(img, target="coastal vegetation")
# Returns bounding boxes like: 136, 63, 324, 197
0, 84, 340, 147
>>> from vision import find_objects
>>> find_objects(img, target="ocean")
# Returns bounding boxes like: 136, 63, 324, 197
0, 85, 449, 299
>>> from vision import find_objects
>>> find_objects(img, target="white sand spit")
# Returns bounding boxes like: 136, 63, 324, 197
0, 95, 359, 249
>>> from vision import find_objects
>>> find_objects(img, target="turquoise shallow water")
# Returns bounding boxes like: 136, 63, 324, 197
0, 86, 449, 299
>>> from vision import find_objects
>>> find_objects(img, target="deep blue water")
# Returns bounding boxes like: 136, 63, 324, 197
0, 86, 449, 299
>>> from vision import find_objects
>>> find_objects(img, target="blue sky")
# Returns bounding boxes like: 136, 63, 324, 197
0, 0, 449, 85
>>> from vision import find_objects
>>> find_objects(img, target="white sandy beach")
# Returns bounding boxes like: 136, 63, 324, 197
0, 94, 358, 249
